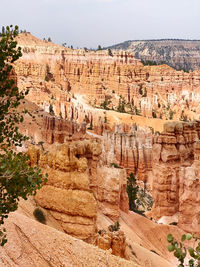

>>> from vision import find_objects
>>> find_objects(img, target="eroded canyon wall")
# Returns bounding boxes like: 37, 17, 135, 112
14, 33, 200, 237
28, 136, 129, 242
14, 33, 200, 126
151, 121, 200, 235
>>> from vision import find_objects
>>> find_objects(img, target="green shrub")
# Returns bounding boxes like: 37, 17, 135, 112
169, 110, 174, 120
45, 76, 49, 82
100, 99, 111, 110
49, 104, 54, 115
108, 221, 120, 232
108, 48, 113, 57
169, 222, 177, 226
110, 163, 120, 168
117, 96, 126, 113
88, 120, 93, 130
126, 173, 139, 211
33, 208, 46, 224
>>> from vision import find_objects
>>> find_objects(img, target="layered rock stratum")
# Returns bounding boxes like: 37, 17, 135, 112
3, 32, 200, 266
107, 39, 200, 71
14, 32, 200, 129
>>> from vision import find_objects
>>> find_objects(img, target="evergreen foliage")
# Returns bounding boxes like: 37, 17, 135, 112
33, 207, 46, 224
108, 221, 120, 232
0, 25, 47, 246
108, 48, 113, 56
97, 45, 102, 51
117, 96, 126, 113
126, 173, 139, 211
49, 104, 54, 115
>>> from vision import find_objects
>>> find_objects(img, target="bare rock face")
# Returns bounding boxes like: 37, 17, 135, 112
28, 139, 102, 242
151, 121, 200, 235
42, 115, 87, 143
95, 166, 129, 219
28, 136, 129, 239
178, 141, 200, 234
96, 230, 126, 258
0, 212, 138, 267
102, 124, 152, 183
14, 33, 200, 132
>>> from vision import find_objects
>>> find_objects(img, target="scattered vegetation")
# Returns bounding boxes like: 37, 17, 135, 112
126, 173, 153, 213
117, 96, 126, 113
152, 110, 157, 118
38, 141, 44, 151
98, 229, 105, 235
141, 60, 158, 66
100, 99, 111, 110
33, 208, 46, 224
133, 105, 141, 115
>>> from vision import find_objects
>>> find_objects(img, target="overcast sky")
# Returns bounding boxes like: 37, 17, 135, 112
1, 0, 200, 48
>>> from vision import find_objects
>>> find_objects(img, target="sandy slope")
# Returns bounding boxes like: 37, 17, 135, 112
97, 211, 187, 267
0, 210, 139, 267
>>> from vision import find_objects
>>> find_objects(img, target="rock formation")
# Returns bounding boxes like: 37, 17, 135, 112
14, 32, 200, 131
10, 32, 200, 262
96, 230, 126, 258
102, 124, 152, 183
0, 212, 138, 267
150, 121, 200, 235
27, 135, 129, 240
28, 140, 102, 242
107, 39, 200, 71
42, 115, 87, 143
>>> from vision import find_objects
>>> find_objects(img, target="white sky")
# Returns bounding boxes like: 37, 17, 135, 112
1, 0, 199, 48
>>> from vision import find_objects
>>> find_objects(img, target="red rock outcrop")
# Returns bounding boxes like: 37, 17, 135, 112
42, 115, 87, 143
13, 33, 200, 130
0, 211, 138, 267
96, 230, 126, 258
95, 166, 129, 219
150, 121, 200, 235
28, 140, 102, 242
28, 135, 129, 235
102, 124, 152, 182
14, 33, 200, 237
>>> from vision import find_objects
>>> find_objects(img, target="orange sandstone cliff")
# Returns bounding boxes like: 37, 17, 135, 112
4, 33, 200, 266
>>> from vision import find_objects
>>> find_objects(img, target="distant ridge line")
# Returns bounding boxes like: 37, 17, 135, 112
105, 39, 200, 49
